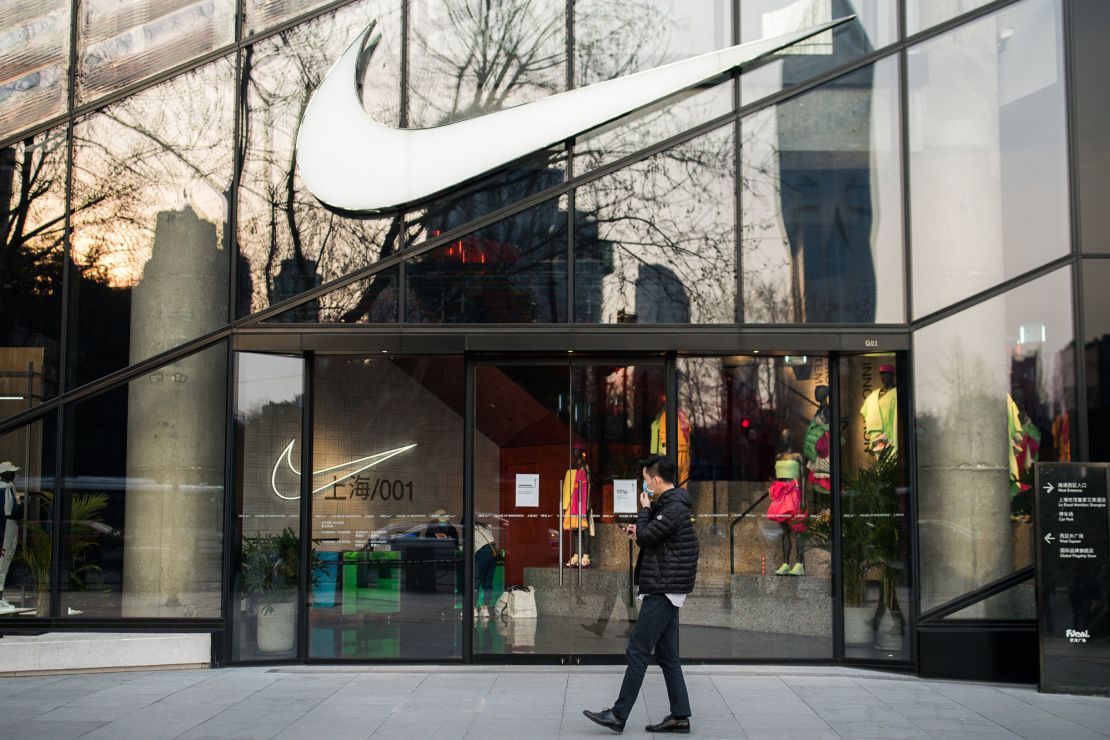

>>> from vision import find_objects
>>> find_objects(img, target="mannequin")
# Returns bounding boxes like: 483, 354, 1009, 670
767, 459, 806, 576
0, 461, 23, 613
650, 409, 691, 487
861, 363, 897, 456
562, 446, 593, 567
804, 385, 832, 494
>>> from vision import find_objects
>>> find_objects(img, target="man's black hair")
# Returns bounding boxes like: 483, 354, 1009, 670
640, 454, 676, 485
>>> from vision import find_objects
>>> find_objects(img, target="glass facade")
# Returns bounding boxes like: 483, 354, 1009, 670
309, 355, 465, 659
1071, 0, 1110, 254
0, 1, 70, 136
0, 128, 66, 419
1083, 259, 1110, 462
0, 414, 57, 616
740, 0, 897, 105
69, 56, 235, 387
915, 267, 1075, 615
576, 127, 735, 324
678, 355, 834, 659
0, 0, 1105, 680
235, 0, 403, 319
233, 351, 303, 660
908, 0, 1068, 319
741, 56, 903, 324
60, 342, 227, 618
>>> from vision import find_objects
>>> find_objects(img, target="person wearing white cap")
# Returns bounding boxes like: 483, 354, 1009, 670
0, 461, 22, 613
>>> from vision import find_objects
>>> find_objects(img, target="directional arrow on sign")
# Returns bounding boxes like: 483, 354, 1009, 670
1044, 482, 1055, 494
1044, 533, 1055, 544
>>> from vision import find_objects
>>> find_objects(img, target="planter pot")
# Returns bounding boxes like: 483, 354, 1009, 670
874, 608, 904, 652
256, 601, 297, 654
36, 589, 50, 617
844, 605, 876, 646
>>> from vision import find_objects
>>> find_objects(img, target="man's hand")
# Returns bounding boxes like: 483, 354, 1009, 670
639, 491, 651, 509
625, 524, 637, 541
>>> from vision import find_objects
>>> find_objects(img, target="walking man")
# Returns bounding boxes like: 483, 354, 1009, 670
584, 454, 699, 734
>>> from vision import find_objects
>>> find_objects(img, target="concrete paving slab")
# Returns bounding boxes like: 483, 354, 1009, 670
0, 663, 1108, 738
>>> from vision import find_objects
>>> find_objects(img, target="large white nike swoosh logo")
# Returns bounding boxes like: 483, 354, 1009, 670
296, 16, 853, 214
270, 440, 417, 500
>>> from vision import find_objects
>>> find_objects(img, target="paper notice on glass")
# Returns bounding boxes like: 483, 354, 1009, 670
614, 479, 638, 514
515, 474, 539, 508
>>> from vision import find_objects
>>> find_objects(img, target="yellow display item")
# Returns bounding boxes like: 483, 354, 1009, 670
860, 387, 897, 454
651, 410, 692, 487
562, 467, 590, 530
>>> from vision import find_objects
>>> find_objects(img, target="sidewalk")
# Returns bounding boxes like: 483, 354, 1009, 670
2, 664, 1109, 739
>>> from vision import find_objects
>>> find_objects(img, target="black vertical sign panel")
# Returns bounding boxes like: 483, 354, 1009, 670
1035, 463, 1110, 695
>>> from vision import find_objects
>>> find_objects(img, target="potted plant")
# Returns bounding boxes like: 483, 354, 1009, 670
805, 449, 900, 647
866, 450, 906, 651
17, 491, 109, 615
240, 527, 302, 654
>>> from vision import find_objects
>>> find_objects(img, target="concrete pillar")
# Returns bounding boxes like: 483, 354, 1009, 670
123, 206, 227, 617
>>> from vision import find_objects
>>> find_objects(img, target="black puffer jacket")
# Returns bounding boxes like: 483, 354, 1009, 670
633, 487, 699, 595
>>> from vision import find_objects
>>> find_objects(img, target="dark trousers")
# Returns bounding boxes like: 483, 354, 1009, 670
612, 594, 691, 721
474, 545, 496, 605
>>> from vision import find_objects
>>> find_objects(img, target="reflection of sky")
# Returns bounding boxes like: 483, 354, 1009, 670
908, 0, 1067, 319
235, 353, 303, 417
914, 267, 1073, 417
70, 57, 234, 288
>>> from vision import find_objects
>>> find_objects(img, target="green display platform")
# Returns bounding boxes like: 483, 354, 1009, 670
342, 551, 401, 615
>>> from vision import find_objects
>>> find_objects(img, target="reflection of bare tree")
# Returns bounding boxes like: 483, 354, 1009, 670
1, 134, 66, 300
574, 0, 671, 84
71, 59, 234, 287
578, 126, 735, 323
0, 132, 67, 383
409, 0, 564, 126
236, 2, 404, 320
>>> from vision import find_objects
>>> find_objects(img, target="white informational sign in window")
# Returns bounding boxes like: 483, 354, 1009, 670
614, 479, 639, 514
515, 474, 539, 508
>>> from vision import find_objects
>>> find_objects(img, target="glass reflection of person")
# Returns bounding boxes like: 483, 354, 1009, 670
473, 520, 497, 620
425, 508, 459, 544
425, 508, 460, 597
0, 461, 24, 613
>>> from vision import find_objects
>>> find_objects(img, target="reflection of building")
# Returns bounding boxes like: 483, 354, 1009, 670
0, 0, 1108, 686
635, 264, 691, 323
409, 165, 613, 323
1087, 335, 1110, 464
273, 258, 322, 322
778, 4, 876, 323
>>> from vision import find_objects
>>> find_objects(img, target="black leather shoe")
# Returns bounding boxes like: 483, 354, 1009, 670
646, 715, 691, 733
583, 708, 626, 733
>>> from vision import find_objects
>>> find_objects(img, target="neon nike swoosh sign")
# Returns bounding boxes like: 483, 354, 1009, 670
296, 16, 854, 214
270, 440, 417, 500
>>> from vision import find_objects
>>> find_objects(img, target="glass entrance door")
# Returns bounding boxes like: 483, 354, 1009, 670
307, 355, 466, 660
472, 359, 665, 659
677, 355, 835, 660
